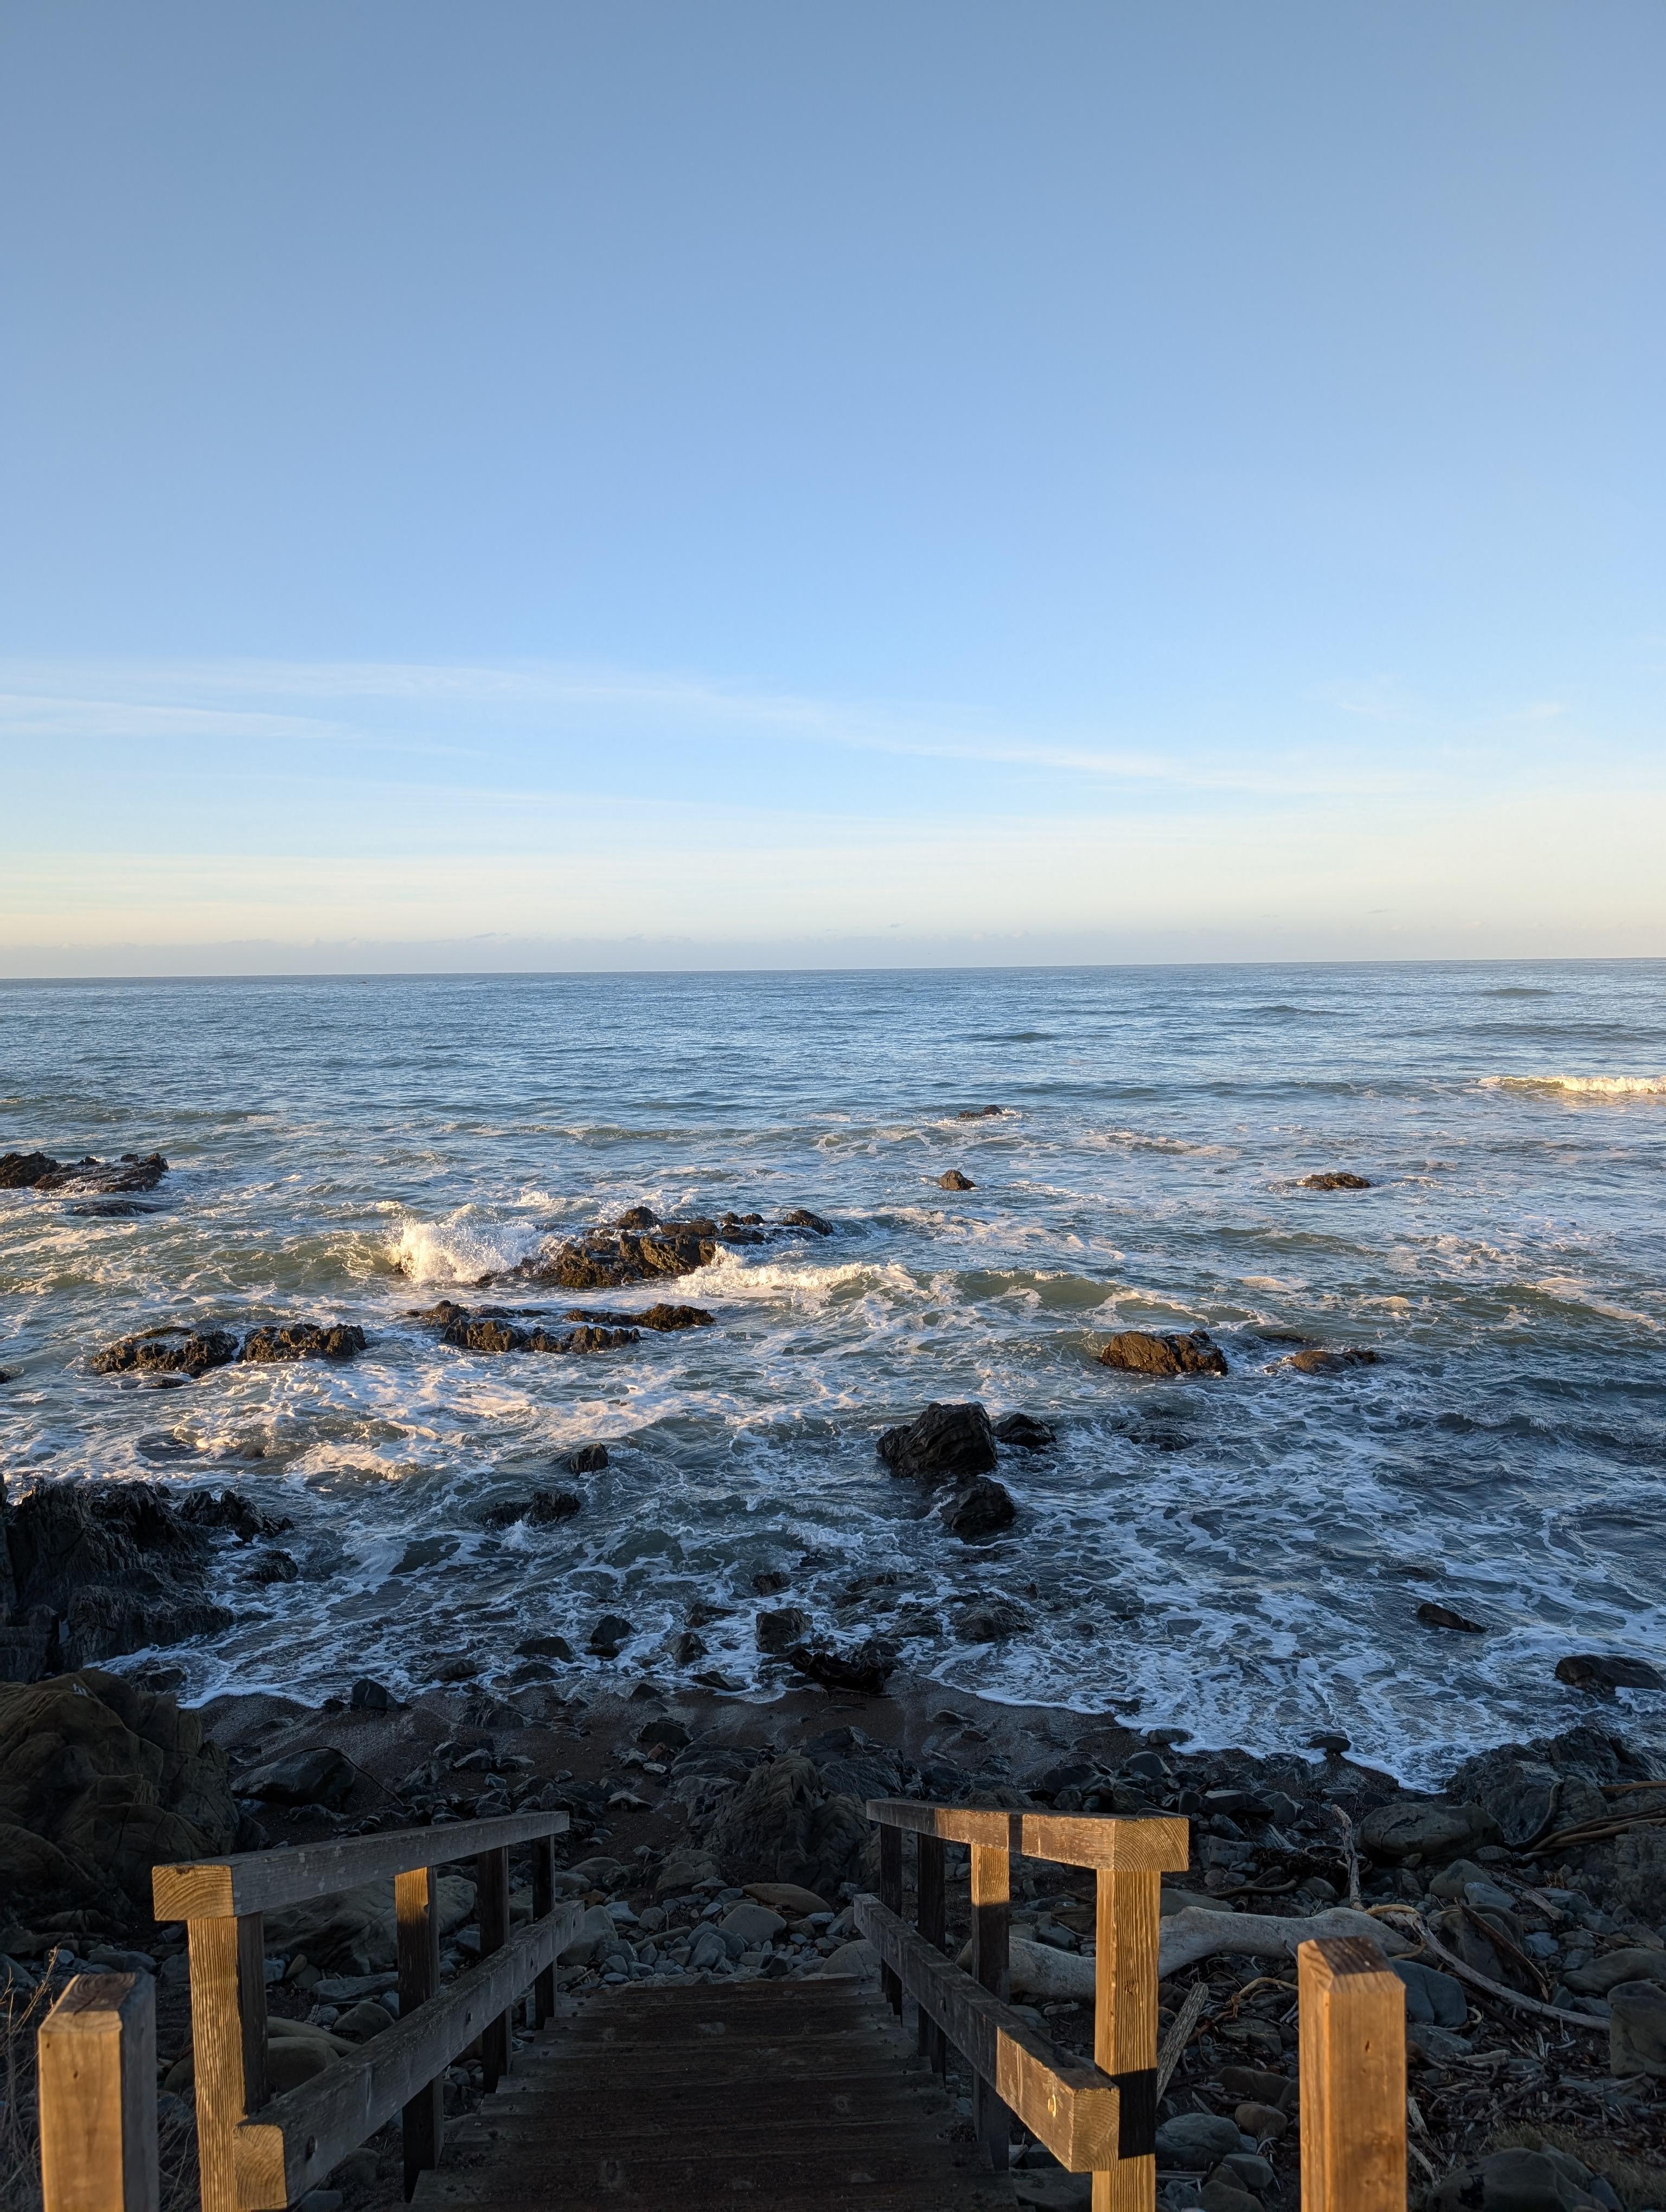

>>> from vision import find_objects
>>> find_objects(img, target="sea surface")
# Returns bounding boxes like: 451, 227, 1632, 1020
2, 962, 1663, 1785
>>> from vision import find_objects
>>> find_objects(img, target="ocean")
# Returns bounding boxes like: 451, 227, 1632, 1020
2, 960, 1663, 1785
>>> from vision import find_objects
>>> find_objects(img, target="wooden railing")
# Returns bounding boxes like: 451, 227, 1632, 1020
859, 1797, 1407, 2212
146, 1808, 580, 2212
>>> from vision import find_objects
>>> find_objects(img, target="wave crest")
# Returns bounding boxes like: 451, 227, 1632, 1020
1483, 1073, 1666, 1097
389, 1211, 543, 1283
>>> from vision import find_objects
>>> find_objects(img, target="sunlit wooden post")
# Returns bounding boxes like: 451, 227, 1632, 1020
1093, 1865, 1161, 2212
396, 1866, 442, 2197
1298, 1937, 1406, 2212
184, 1910, 266, 2212
969, 1842, 1011, 2170
39, 1973, 159, 2212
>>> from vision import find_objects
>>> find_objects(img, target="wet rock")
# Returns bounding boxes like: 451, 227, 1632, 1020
627, 1303, 713, 1330
588, 1613, 635, 1658
755, 1606, 810, 1655
1, 1150, 169, 1194
614, 1206, 660, 1230
1298, 1172, 1372, 1192
956, 1106, 1003, 1120
1308, 1731, 1350, 1755
940, 1477, 1017, 1542
1418, 1601, 1488, 1634
1428, 2149, 1611, 2211
4, 1478, 232, 1674
241, 1323, 367, 1364
938, 1169, 976, 1191
876, 1401, 998, 1484
0, 1150, 61, 1188
779, 1208, 834, 1234
669, 1630, 707, 1665
1287, 1347, 1379, 1374
1099, 1330, 1228, 1378
1358, 1797, 1499, 1864
176, 1490, 293, 1542
349, 1677, 394, 1712
0, 1668, 238, 1917
92, 1328, 239, 1379
245, 1549, 299, 1585
565, 1443, 610, 1474
954, 1595, 1033, 1643
992, 1412, 1055, 1450
784, 1641, 898, 1696
516, 1634, 575, 1661
242, 1746, 356, 1809
1609, 1979, 1666, 2076
482, 1489, 582, 1529
706, 1752, 876, 1898
753, 1568, 791, 1595
1554, 1653, 1665, 1694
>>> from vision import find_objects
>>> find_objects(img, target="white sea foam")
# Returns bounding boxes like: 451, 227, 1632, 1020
1483, 1073, 1666, 1097
389, 1211, 543, 1283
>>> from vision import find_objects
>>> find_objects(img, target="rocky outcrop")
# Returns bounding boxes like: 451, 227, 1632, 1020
3, 1478, 233, 1676
1554, 1652, 1665, 1693
487, 1207, 833, 1291
705, 1752, 877, 1898
566, 1303, 714, 1331
0, 1150, 169, 1194
1099, 1329, 1228, 1378
937, 1169, 975, 1191
92, 1320, 366, 1375
785, 1641, 898, 1696
1286, 1347, 1377, 1374
241, 1323, 367, 1362
940, 1477, 1016, 1542
482, 1489, 582, 1529
992, 1412, 1054, 1449
0, 1669, 238, 1918
424, 1304, 639, 1353
1298, 1172, 1372, 1191
876, 1402, 998, 1484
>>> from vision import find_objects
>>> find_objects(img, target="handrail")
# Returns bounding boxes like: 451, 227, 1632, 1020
151, 1806, 571, 2212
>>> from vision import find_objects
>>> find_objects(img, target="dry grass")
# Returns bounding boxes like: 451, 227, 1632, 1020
1493, 2121, 1666, 2211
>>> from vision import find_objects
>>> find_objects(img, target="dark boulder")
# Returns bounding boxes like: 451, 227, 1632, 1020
706, 1752, 876, 1897
556, 1326, 639, 1354
1358, 1797, 1500, 1864
784, 1641, 898, 1696
443, 1315, 528, 1352
779, 1209, 834, 1235
0, 1151, 62, 1188
565, 1443, 610, 1474
1298, 1172, 1372, 1192
564, 1303, 714, 1332
92, 1328, 239, 1379
876, 1401, 998, 1484
511, 1225, 722, 1291
440, 1311, 637, 1354
482, 1489, 582, 1530
588, 1613, 635, 1658
241, 1745, 356, 1809
1, 1150, 169, 1195
941, 1477, 1016, 1542
755, 1606, 810, 1655
938, 1169, 976, 1191
992, 1412, 1055, 1450
1287, 1347, 1378, 1374
954, 1595, 1032, 1643
1555, 1653, 1665, 1694
349, 1677, 395, 1712
1418, 1602, 1487, 1634
244, 1549, 298, 1585
614, 1206, 661, 1229
241, 1323, 367, 1364
956, 1107, 1003, 1119
176, 1490, 293, 1542
1099, 1330, 1228, 1378
517, 1634, 575, 1662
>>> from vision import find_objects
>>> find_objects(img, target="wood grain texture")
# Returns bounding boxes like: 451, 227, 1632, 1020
38, 1974, 158, 2212
855, 1898, 1120, 2172
1298, 1937, 1406, 2212
235, 1913, 267, 2116
969, 1843, 1011, 2169
396, 1867, 441, 2197
187, 1915, 247, 2212
152, 1810, 569, 1921
916, 1832, 947, 2076
233, 1900, 584, 2211
1093, 1869, 1159, 2212
866, 1801, 1189, 1874
476, 1847, 510, 2093
878, 1825, 904, 2018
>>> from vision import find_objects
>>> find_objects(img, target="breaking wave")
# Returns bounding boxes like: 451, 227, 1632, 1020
1483, 1073, 1666, 1097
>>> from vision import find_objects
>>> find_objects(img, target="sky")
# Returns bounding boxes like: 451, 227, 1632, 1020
2, 1, 1663, 974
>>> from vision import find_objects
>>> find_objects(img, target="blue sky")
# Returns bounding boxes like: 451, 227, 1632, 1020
2, 1, 1662, 970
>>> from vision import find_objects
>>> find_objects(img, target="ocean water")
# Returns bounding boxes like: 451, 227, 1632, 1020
2, 961, 1663, 1785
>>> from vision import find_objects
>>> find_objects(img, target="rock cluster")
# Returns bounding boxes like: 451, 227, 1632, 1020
1099, 1329, 1229, 1377
1298, 1171, 1373, 1191
496, 1206, 834, 1291
92, 1321, 366, 1376
875, 1400, 1030, 1549
0, 1149, 169, 1193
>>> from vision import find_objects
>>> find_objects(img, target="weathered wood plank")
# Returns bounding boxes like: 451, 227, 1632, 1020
1298, 1937, 1406, 2212
236, 1913, 267, 2117
38, 1973, 159, 2212
187, 1914, 248, 2212
477, 1846, 510, 2093
531, 1837, 556, 2029
879, 1825, 904, 2017
969, 1842, 1011, 2169
856, 1898, 1119, 2172
866, 1801, 1189, 1874
396, 1867, 441, 2198
1092, 1868, 1159, 2212
916, 1832, 947, 2076
153, 1810, 569, 1921
233, 1901, 584, 2210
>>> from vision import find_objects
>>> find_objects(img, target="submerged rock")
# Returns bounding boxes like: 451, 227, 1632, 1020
876, 1401, 998, 1484
1554, 1652, 1665, 1694
482, 1488, 582, 1529
1298, 1171, 1372, 1191
755, 1606, 810, 1655
779, 1208, 834, 1235
938, 1169, 976, 1191
565, 1443, 610, 1473
941, 1477, 1017, 1542
1418, 1601, 1488, 1634
956, 1106, 1003, 1119
1100, 1329, 1228, 1378
992, 1411, 1055, 1450
566, 1302, 714, 1330
954, 1594, 1033, 1643
439, 1309, 638, 1354
1286, 1346, 1379, 1374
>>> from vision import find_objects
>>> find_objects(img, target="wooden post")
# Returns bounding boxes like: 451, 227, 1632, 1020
969, 1842, 1011, 2172
531, 1835, 556, 2028
1298, 1937, 1406, 2212
396, 1867, 442, 2199
476, 1844, 511, 2092
236, 1911, 268, 2116
916, 1832, 947, 2076
186, 1913, 260, 2212
879, 1823, 904, 2017
39, 1973, 159, 2212
1092, 1869, 1161, 2212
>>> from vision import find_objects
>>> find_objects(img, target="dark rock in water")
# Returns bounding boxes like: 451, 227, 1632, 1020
588, 1613, 635, 1657
244, 1549, 299, 1585
482, 1489, 582, 1529
242, 1745, 356, 1808
444, 1315, 526, 1352
92, 1328, 239, 1379
1, 1150, 169, 1194
670, 1630, 707, 1664
241, 1323, 367, 1364
566, 1302, 714, 1332
876, 1401, 998, 1484
992, 1412, 1055, 1450
938, 1169, 975, 1191
706, 1751, 876, 1896
1418, 1601, 1487, 1634
516, 1633, 575, 1661
176, 1490, 293, 1542
1358, 1797, 1500, 1864
1287, 1346, 1379, 1374
553, 1326, 639, 1354
565, 1443, 610, 1474
441, 1310, 637, 1354
753, 1568, 791, 1594
954, 1594, 1032, 1643
956, 1106, 1003, 1119
614, 1206, 661, 1230
0, 1668, 238, 1916
941, 1477, 1016, 1542
1298, 1172, 1372, 1191
756, 1606, 810, 1655
785, 1640, 898, 1696
1099, 1329, 1228, 1378
3, 1478, 233, 1676
779, 1208, 834, 1234
510, 1224, 723, 1290
350, 1676, 395, 1712
1308, 1731, 1350, 1755
1555, 1652, 1665, 1694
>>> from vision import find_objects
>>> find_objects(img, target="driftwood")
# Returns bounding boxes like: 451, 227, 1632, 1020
1369, 1905, 1606, 2033
965, 1906, 1412, 2002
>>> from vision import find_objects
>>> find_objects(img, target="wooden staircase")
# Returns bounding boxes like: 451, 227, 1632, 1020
414, 1977, 1016, 2212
